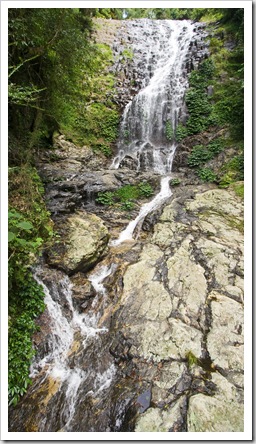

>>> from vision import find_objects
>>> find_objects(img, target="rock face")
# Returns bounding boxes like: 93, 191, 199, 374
107, 20, 209, 111
109, 185, 244, 432
46, 211, 109, 274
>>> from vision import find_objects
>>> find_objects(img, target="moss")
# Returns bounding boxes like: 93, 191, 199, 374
60, 42, 120, 156
186, 351, 199, 367
230, 182, 244, 198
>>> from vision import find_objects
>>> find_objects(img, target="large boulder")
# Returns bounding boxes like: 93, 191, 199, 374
46, 211, 109, 274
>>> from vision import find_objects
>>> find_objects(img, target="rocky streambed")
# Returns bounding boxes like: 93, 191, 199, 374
9, 136, 244, 432
8, 18, 244, 433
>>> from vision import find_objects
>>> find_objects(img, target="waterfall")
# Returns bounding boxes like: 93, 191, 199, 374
9, 20, 204, 433
111, 20, 195, 244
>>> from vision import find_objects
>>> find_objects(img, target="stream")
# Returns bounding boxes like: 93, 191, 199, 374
8, 19, 217, 433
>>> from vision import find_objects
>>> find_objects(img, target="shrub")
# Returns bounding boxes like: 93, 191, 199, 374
95, 182, 154, 210
8, 273, 46, 406
170, 178, 181, 186
8, 166, 53, 404
187, 145, 212, 167
138, 182, 154, 197
95, 191, 115, 206
121, 200, 135, 211
175, 124, 188, 142
197, 167, 217, 182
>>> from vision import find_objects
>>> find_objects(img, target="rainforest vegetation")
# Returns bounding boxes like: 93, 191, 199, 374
8, 7, 244, 406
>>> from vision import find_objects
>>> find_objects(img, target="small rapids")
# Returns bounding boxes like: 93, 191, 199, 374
111, 175, 172, 246
30, 265, 116, 430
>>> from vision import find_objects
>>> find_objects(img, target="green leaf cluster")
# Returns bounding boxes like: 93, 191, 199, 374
175, 124, 188, 142
197, 168, 217, 182
170, 178, 181, 186
187, 139, 224, 168
8, 165, 53, 405
165, 121, 174, 142
185, 60, 215, 136
8, 273, 46, 406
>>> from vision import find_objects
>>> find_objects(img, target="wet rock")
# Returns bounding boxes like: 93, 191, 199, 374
136, 388, 152, 413
69, 273, 96, 310
46, 211, 109, 274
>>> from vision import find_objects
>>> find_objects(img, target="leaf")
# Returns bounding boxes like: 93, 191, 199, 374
16, 238, 28, 246
8, 232, 16, 242
16, 221, 33, 231
8, 210, 22, 219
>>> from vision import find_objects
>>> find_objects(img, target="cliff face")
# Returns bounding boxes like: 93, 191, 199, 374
9, 18, 244, 433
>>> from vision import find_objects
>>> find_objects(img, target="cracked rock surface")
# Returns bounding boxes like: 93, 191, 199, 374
110, 185, 244, 432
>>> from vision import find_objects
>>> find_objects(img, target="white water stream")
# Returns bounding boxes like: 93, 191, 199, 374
25, 20, 197, 431
111, 20, 195, 244
31, 264, 116, 429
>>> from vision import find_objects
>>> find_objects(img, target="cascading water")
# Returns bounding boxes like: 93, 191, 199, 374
111, 20, 195, 172
111, 20, 196, 244
8, 19, 206, 433
29, 264, 116, 431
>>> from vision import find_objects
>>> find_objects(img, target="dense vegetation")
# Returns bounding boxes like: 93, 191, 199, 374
8, 8, 96, 406
175, 9, 244, 188
8, 7, 244, 406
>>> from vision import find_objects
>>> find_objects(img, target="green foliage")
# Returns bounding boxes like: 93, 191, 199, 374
207, 138, 224, 155
8, 210, 43, 281
8, 83, 46, 106
197, 168, 217, 182
8, 9, 121, 159
218, 153, 244, 188
138, 182, 154, 197
62, 43, 120, 155
185, 89, 213, 135
123, 8, 219, 21
212, 80, 244, 141
95, 191, 115, 206
186, 351, 199, 367
231, 182, 244, 198
121, 48, 133, 60
115, 184, 140, 202
165, 121, 174, 142
121, 200, 135, 211
187, 145, 212, 167
170, 178, 181, 186
96, 182, 154, 211
188, 59, 215, 89
8, 166, 53, 405
175, 124, 188, 142
187, 139, 224, 168
75, 102, 119, 156
8, 273, 45, 406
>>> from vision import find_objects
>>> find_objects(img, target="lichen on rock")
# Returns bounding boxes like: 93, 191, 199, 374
47, 211, 109, 274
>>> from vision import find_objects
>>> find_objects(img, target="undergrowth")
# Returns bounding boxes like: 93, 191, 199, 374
96, 182, 154, 210
8, 165, 53, 406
